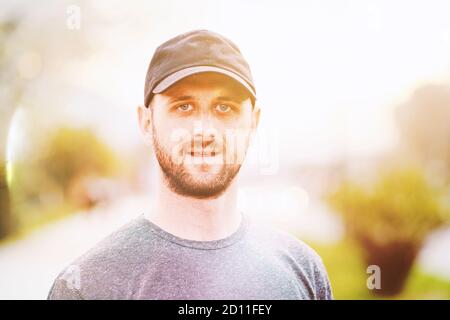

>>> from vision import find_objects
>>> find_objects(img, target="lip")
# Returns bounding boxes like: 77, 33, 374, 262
188, 150, 221, 157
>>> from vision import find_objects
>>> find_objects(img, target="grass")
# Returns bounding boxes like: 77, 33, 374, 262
306, 239, 450, 299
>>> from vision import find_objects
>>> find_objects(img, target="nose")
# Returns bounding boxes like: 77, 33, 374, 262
191, 119, 217, 150
192, 129, 215, 149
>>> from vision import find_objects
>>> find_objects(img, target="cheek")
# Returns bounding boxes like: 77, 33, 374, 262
230, 111, 253, 129
153, 113, 187, 142
223, 124, 253, 157
156, 122, 192, 157
212, 113, 252, 145
221, 115, 254, 139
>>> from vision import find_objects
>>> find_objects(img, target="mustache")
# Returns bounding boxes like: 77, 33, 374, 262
184, 137, 225, 155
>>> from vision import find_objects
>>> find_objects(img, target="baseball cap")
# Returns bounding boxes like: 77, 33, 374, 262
144, 29, 256, 107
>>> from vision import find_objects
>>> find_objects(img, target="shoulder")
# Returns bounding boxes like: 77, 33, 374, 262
73, 215, 152, 269
47, 216, 153, 299
247, 219, 333, 300
248, 219, 321, 261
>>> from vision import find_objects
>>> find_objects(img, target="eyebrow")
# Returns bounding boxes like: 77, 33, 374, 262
215, 96, 233, 101
168, 95, 195, 103
214, 96, 243, 103
168, 95, 243, 104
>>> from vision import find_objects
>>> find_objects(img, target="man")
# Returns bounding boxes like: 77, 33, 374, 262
47, 29, 333, 300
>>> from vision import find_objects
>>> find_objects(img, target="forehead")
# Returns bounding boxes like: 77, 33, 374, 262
158, 72, 251, 102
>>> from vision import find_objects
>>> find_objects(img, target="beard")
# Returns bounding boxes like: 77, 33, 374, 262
152, 128, 245, 199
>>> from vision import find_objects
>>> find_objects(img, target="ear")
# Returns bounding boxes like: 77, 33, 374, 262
137, 104, 153, 146
251, 104, 261, 132
247, 104, 260, 148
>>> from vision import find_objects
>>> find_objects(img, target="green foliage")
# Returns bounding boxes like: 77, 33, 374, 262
327, 167, 449, 246
8, 127, 121, 234
40, 127, 119, 191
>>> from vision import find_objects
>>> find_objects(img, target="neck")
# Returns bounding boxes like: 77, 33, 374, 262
145, 167, 242, 241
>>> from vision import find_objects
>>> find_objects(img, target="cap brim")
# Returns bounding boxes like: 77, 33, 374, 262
152, 65, 256, 99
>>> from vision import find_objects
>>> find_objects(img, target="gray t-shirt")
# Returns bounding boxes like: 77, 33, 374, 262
47, 212, 333, 300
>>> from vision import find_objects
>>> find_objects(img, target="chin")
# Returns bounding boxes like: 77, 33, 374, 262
187, 172, 222, 185
174, 180, 228, 199
183, 162, 224, 175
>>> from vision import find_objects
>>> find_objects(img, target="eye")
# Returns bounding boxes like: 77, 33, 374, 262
216, 104, 232, 113
176, 103, 193, 112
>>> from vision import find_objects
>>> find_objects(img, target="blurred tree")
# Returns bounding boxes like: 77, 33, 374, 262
396, 85, 450, 184
41, 127, 119, 197
8, 126, 121, 234
11, 127, 120, 213
0, 19, 22, 239
327, 167, 449, 296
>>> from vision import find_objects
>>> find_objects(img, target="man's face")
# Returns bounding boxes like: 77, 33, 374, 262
139, 72, 260, 199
